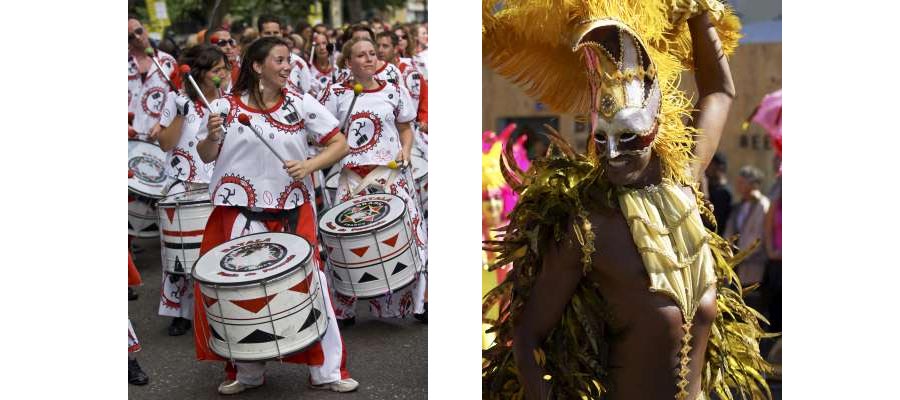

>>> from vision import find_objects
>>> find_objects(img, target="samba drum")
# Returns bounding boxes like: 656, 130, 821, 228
410, 156, 428, 214
193, 232, 328, 361
318, 194, 422, 298
157, 189, 213, 275
324, 171, 340, 206
128, 140, 173, 237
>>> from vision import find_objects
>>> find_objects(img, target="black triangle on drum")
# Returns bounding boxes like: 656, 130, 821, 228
392, 262, 408, 275
299, 308, 323, 331
358, 272, 379, 283
237, 329, 285, 344
210, 325, 224, 341
174, 256, 184, 272
332, 270, 343, 281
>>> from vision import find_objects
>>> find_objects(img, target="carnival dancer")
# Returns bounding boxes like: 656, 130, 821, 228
258, 15, 312, 96
129, 16, 176, 142
320, 37, 428, 325
194, 37, 358, 395
154, 45, 230, 337
375, 31, 428, 158
482, 1, 773, 399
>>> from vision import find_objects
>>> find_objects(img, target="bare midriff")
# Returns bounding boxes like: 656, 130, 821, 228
587, 206, 717, 400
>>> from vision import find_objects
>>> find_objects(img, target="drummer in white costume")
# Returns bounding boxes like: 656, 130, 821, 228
194, 36, 358, 395
376, 31, 428, 159
155, 44, 230, 337
319, 37, 428, 324
258, 15, 312, 96
309, 33, 338, 98
128, 16, 175, 142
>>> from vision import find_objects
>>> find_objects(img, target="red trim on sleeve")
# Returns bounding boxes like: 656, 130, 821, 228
319, 126, 341, 145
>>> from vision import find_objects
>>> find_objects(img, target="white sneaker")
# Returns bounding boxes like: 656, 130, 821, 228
217, 379, 263, 395
309, 378, 359, 393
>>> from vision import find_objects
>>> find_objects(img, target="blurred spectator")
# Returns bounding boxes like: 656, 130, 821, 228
705, 152, 733, 234
724, 165, 770, 289
762, 162, 782, 366
289, 34, 305, 57
258, 14, 282, 37
394, 26, 414, 58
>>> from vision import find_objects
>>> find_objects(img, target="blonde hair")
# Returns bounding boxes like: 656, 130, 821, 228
340, 37, 375, 70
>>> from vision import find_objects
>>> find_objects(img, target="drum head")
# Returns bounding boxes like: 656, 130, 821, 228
325, 172, 340, 190
318, 193, 406, 235
129, 139, 172, 198
159, 188, 211, 207
411, 156, 427, 180
192, 232, 312, 286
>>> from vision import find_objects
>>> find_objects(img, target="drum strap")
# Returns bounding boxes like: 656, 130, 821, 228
239, 207, 301, 235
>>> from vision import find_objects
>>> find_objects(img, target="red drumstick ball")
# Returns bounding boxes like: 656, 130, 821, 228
237, 113, 251, 125
179, 64, 191, 75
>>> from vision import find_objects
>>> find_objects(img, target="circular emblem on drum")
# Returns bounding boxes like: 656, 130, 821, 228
220, 242, 288, 272
129, 154, 167, 184
335, 200, 389, 228
346, 111, 383, 154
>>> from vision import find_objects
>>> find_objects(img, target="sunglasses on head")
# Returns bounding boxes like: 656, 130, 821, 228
128, 27, 144, 40
213, 38, 236, 47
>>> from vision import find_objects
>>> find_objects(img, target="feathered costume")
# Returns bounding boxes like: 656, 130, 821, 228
482, 1, 775, 399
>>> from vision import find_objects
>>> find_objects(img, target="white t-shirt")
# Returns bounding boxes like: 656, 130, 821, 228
209, 89, 340, 209
159, 94, 216, 184
319, 79, 416, 169
412, 49, 428, 80
309, 61, 338, 98
287, 53, 312, 95
128, 51, 176, 138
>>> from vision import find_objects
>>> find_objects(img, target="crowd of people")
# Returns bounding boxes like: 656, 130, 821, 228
128, 12, 429, 395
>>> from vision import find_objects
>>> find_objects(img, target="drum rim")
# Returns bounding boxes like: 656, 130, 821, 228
158, 188, 212, 207
316, 193, 408, 235
191, 232, 314, 286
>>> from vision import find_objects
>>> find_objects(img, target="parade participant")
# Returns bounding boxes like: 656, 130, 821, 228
411, 23, 428, 79
482, 1, 773, 399
394, 26, 415, 59
193, 36, 358, 395
129, 16, 176, 141
320, 37, 428, 325
376, 31, 428, 141
128, 246, 149, 385
309, 32, 338, 98
258, 15, 312, 95
208, 28, 240, 84
153, 45, 230, 337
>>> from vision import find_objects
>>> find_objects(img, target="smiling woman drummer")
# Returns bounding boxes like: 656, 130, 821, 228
194, 36, 358, 395
319, 37, 428, 325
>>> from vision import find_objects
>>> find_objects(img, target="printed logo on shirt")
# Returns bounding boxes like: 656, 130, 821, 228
141, 87, 167, 118
213, 174, 257, 207
346, 110, 383, 154
170, 148, 198, 182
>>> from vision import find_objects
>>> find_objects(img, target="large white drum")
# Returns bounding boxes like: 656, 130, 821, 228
128, 195, 159, 238
158, 189, 213, 275
128, 140, 173, 237
410, 156, 428, 215
324, 171, 340, 206
128, 139, 173, 199
318, 194, 422, 298
193, 232, 328, 361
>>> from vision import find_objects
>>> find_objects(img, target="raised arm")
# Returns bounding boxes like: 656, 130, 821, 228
689, 12, 736, 180
513, 233, 584, 400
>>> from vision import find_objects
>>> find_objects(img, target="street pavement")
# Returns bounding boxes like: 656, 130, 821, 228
128, 236, 428, 399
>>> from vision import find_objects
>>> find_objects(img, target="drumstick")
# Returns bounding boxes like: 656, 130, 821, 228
237, 113, 287, 165
144, 47, 178, 92
341, 83, 365, 134
309, 33, 317, 66
179, 65, 213, 110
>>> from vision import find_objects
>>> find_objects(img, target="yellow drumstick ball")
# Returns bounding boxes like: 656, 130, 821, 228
353, 83, 363, 95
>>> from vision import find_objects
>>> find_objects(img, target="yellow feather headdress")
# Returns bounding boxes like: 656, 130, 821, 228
483, 0, 741, 185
